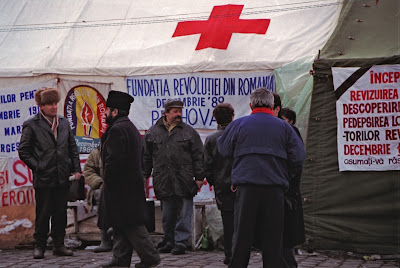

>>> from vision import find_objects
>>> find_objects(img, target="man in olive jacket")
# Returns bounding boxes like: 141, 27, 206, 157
83, 147, 112, 253
99, 91, 160, 268
143, 99, 204, 255
18, 87, 81, 259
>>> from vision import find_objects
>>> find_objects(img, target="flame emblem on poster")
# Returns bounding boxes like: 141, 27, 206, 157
64, 85, 107, 153
80, 100, 95, 137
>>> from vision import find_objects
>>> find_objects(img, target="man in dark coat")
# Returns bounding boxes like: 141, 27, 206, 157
217, 88, 305, 268
203, 103, 236, 265
280, 107, 305, 268
19, 87, 81, 259
143, 99, 204, 255
99, 90, 160, 268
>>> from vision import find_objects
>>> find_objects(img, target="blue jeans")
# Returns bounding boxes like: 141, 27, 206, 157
161, 196, 193, 248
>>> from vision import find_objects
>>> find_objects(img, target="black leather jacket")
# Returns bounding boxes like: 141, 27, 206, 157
203, 125, 235, 210
18, 113, 81, 189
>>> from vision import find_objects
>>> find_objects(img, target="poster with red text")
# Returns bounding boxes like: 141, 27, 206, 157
333, 65, 400, 171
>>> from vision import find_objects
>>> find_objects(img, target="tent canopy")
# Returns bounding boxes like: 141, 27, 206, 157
0, 0, 341, 77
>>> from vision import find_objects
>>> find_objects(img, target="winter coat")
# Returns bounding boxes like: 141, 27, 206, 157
98, 116, 146, 228
83, 148, 103, 211
18, 113, 81, 189
203, 126, 235, 211
143, 117, 204, 200
284, 126, 305, 247
217, 112, 305, 189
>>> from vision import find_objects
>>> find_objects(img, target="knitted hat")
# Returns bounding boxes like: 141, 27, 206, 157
34, 87, 61, 106
106, 90, 134, 110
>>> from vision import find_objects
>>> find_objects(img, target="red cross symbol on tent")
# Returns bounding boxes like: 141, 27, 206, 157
172, 5, 270, 50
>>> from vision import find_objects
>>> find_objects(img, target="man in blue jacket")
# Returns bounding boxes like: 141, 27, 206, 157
217, 88, 305, 268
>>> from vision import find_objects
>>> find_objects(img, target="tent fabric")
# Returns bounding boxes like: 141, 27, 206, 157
274, 56, 314, 142
302, 0, 400, 254
0, 0, 341, 77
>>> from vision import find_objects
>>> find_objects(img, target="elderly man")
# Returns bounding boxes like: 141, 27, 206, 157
19, 87, 81, 259
99, 90, 160, 268
143, 99, 204, 255
217, 88, 305, 268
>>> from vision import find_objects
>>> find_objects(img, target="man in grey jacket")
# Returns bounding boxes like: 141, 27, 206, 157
19, 87, 81, 259
143, 99, 204, 255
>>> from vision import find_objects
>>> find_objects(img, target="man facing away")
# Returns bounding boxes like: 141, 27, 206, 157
217, 88, 305, 268
280, 107, 305, 268
99, 90, 160, 268
143, 99, 204, 255
19, 87, 81, 259
203, 103, 236, 265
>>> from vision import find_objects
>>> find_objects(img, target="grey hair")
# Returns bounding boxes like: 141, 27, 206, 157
250, 88, 274, 109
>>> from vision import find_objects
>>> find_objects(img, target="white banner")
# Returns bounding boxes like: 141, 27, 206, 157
127, 71, 274, 130
333, 65, 400, 171
0, 79, 57, 157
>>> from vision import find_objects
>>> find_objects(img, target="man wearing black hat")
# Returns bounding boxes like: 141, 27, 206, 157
143, 99, 204, 255
99, 90, 160, 268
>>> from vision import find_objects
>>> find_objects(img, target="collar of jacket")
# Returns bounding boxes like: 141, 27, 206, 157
217, 124, 228, 130
251, 107, 274, 115
156, 116, 183, 129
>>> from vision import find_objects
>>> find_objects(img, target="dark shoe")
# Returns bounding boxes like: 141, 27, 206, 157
53, 246, 73, 256
135, 259, 160, 268
156, 240, 166, 249
171, 244, 186, 255
157, 243, 173, 253
33, 247, 45, 259
94, 242, 113, 253
94, 229, 113, 253
223, 257, 231, 265
101, 259, 130, 267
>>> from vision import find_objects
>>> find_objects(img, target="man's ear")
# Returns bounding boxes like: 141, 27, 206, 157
112, 108, 119, 116
249, 102, 254, 111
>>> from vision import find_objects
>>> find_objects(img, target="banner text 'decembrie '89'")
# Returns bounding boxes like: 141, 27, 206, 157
333, 65, 400, 171
126, 72, 274, 130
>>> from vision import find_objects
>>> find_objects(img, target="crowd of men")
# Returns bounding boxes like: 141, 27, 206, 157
19, 87, 305, 268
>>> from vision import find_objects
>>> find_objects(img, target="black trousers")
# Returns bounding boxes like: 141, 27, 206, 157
112, 225, 160, 265
221, 209, 234, 260
34, 187, 69, 248
229, 185, 286, 268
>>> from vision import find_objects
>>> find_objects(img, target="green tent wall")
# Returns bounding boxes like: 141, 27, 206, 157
302, 0, 400, 254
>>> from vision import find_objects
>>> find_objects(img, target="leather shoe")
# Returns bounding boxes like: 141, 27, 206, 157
223, 257, 231, 265
53, 246, 73, 256
101, 259, 130, 267
171, 244, 186, 255
135, 259, 160, 268
157, 243, 173, 253
33, 247, 45, 259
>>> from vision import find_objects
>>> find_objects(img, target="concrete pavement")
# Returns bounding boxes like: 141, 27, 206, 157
0, 248, 398, 268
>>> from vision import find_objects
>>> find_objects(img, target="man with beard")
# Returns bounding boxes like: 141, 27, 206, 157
143, 99, 204, 255
19, 87, 81, 259
99, 91, 160, 268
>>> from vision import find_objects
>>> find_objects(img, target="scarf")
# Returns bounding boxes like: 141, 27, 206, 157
251, 107, 274, 116
41, 110, 59, 141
